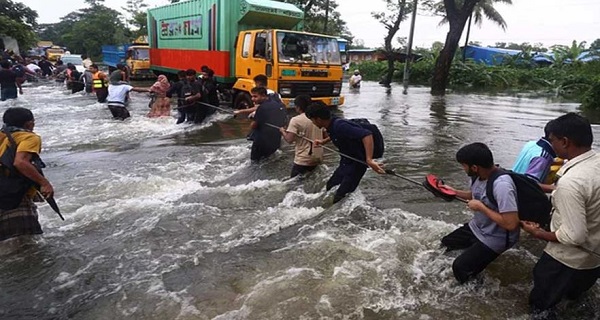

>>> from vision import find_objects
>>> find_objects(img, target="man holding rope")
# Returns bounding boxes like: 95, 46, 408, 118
305, 103, 385, 203
521, 113, 600, 319
279, 96, 325, 177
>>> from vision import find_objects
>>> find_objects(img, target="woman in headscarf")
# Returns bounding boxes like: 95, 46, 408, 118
147, 75, 171, 117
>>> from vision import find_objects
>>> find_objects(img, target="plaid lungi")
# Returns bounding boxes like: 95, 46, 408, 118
0, 197, 42, 241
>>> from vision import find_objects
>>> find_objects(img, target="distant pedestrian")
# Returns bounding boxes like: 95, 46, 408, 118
0, 60, 21, 101
89, 64, 108, 103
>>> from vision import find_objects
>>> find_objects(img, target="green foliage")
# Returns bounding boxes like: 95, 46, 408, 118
581, 80, 600, 111
0, 0, 38, 48
353, 55, 600, 100
35, 4, 128, 57
278, 0, 351, 36
122, 0, 148, 37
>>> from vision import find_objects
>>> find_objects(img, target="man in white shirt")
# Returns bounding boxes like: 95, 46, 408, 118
279, 95, 325, 177
521, 113, 600, 319
349, 70, 362, 88
81, 54, 93, 69
106, 71, 149, 120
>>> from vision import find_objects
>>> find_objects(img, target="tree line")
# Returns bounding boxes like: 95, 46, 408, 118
2, 0, 595, 96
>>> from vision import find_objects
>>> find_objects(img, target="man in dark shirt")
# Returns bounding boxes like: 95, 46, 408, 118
179, 69, 203, 123
306, 103, 385, 203
250, 86, 287, 162
166, 70, 188, 124
38, 57, 54, 77
0, 60, 21, 101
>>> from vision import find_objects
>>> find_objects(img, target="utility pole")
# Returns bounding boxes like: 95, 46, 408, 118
402, 0, 418, 94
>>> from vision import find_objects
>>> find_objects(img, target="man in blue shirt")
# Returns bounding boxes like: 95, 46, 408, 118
512, 120, 557, 184
441, 143, 520, 283
306, 103, 385, 203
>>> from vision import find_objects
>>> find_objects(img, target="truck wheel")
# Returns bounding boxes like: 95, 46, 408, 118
234, 92, 252, 110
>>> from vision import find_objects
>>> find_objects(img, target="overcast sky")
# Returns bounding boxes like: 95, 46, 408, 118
19, 0, 600, 49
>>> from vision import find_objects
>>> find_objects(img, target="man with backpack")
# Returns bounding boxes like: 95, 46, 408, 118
305, 103, 385, 203
440, 142, 520, 284
0, 107, 54, 243
521, 113, 600, 319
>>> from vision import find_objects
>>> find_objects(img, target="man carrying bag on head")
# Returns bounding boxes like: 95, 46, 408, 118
0, 107, 54, 242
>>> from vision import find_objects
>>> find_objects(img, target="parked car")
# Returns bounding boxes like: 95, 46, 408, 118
60, 54, 85, 73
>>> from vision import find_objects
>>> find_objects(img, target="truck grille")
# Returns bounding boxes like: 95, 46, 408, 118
279, 81, 337, 98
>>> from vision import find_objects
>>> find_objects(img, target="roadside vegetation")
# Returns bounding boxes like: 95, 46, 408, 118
353, 41, 600, 109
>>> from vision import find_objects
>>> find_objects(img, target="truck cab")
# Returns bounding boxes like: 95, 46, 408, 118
233, 29, 344, 109
46, 46, 65, 62
125, 45, 154, 79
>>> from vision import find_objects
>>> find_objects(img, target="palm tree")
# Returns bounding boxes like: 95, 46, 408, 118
429, 0, 512, 96
436, 0, 512, 30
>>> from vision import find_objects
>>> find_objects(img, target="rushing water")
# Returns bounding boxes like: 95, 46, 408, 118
0, 81, 598, 320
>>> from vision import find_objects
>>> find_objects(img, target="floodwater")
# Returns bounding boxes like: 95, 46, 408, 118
0, 81, 598, 320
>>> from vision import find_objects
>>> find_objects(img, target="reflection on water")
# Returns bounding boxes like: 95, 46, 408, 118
0, 81, 597, 319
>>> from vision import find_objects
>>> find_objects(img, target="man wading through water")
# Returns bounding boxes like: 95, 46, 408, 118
305, 103, 385, 203
440, 143, 520, 284
0, 107, 54, 248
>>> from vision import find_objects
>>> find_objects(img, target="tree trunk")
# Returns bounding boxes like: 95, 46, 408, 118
430, 0, 480, 96
431, 26, 463, 96
383, 56, 395, 87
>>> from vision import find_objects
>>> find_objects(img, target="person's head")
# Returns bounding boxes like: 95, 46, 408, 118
253, 74, 268, 88
0, 60, 10, 69
354, 69, 360, 75
200, 65, 209, 73
109, 69, 123, 84
177, 70, 186, 80
116, 63, 124, 71
81, 54, 88, 60
305, 102, 332, 128
293, 95, 312, 113
3, 107, 35, 130
543, 119, 555, 140
89, 64, 99, 72
185, 68, 197, 82
250, 86, 268, 105
455, 142, 494, 177
67, 64, 76, 71
41, 56, 47, 61
56, 60, 63, 66
545, 112, 593, 159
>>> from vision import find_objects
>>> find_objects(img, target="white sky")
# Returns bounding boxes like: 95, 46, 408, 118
18, 0, 600, 49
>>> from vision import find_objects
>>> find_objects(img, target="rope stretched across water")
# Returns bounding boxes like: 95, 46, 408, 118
179, 100, 600, 258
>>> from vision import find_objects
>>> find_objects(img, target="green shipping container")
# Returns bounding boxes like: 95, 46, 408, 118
148, 0, 304, 81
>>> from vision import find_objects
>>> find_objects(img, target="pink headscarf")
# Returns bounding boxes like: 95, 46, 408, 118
150, 75, 170, 96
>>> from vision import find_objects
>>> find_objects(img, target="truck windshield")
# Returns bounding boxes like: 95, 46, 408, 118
47, 48, 64, 54
130, 48, 150, 60
276, 32, 341, 65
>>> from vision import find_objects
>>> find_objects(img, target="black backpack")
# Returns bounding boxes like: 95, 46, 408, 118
349, 118, 385, 159
484, 168, 552, 226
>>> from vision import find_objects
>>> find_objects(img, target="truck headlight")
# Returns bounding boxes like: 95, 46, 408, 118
280, 88, 292, 95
